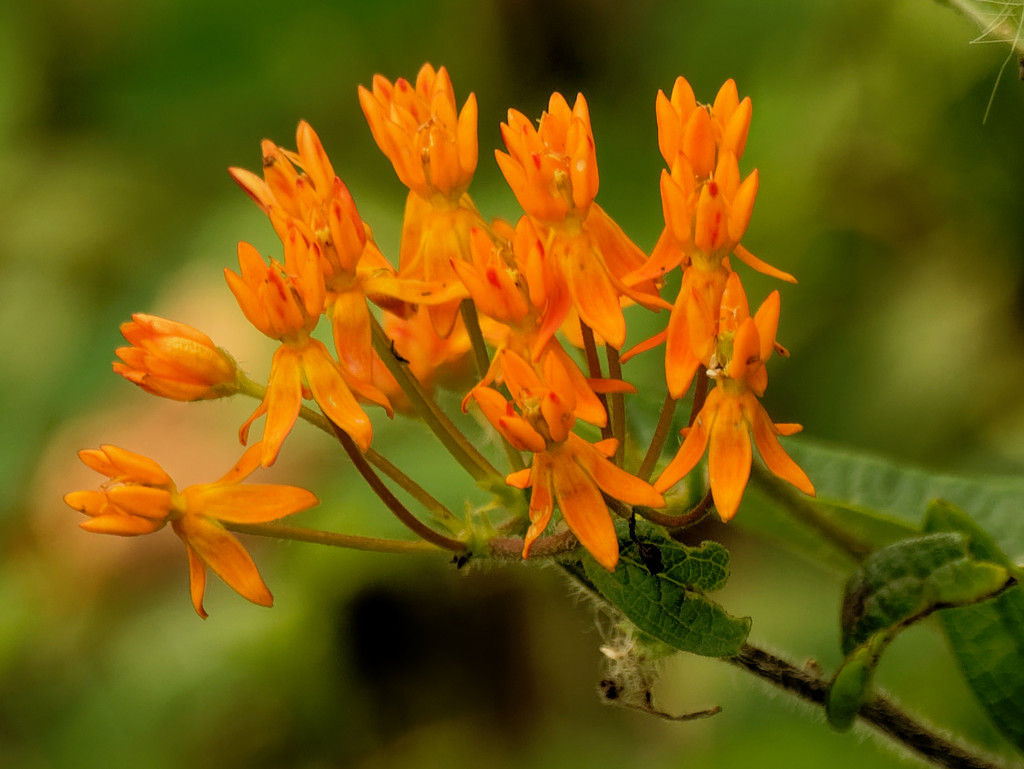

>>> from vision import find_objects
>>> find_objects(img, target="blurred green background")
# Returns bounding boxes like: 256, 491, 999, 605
3, 0, 1023, 767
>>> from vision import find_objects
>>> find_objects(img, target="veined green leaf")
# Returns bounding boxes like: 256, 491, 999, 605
784, 439, 1024, 562
582, 529, 750, 658
828, 523, 1012, 731
840, 530, 1009, 654
925, 502, 1024, 751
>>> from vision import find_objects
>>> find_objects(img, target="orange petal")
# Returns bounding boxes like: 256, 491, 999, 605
175, 515, 273, 609
184, 483, 319, 523
683, 107, 715, 180
261, 345, 304, 466
707, 393, 752, 521
506, 467, 532, 489
563, 240, 625, 350
654, 388, 717, 493
182, 542, 209, 619
301, 340, 373, 452
522, 455, 554, 559
728, 169, 758, 244
753, 290, 781, 363
79, 514, 164, 536
748, 399, 815, 496
105, 485, 173, 520
79, 445, 171, 486
571, 435, 665, 509
552, 454, 618, 570
732, 244, 796, 284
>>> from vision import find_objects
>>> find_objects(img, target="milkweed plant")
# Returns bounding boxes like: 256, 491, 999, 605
64, 62, 1024, 769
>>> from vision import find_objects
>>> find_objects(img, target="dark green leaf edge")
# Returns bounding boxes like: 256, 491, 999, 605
827, 516, 1014, 732
925, 501, 1024, 752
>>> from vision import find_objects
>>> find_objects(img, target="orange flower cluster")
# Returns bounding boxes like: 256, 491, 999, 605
67, 64, 815, 614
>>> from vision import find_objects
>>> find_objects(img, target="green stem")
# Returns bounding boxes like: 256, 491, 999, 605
238, 371, 460, 528
749, 464, 873, 563
460, 300, 524, 473
637, 393, 678, 482
460, 299, 491, 381
329, 415, 468, 553
728, 643, 1012, 769
580, 321, 613, 441
223, 521, 443, 555
362, 449, 462, 531
370, 315, 501, 484
688, 368, 709, 426
605, 344, 626, 466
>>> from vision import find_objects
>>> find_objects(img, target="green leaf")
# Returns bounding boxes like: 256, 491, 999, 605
582, 529, 750, 658
785, 439, 1024, 561
925, 502, 1024, 752
840, 531, 1009, 654
826, 629, 892, 731
828, 525, 1012, 732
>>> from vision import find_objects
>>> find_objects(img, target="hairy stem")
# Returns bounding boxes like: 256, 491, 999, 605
729, 643, 1012, 769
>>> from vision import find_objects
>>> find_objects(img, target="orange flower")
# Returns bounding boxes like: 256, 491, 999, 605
225, 228, 376, 465
467, 350, 663, 569
64, 443, 318, 617
656, 76, 752, 173
114, 314, 238, 401
654, 274, 813, 520
359, 63, 478, 200
495, 95, 665, 350
358, 65, 483, 337
496, 92, 599, 223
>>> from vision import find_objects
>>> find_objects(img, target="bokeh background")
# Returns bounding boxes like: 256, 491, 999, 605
3, 0, 1024, 767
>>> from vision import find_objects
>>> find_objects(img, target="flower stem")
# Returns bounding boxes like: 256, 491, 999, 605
328, 413, 468, 553
580, 321, 613, 442
223, 521, 443, 555
728, 643, 1012, 769
369, 314, 501, 484
362, 449, 462, 531
238, 371, 460, 527
605, 344, 626, 466
637, 393, 678, 482
688, 368, 709, 426
460, 298, 491, 381
460, 300, 525, 472
489, 529, 579, 560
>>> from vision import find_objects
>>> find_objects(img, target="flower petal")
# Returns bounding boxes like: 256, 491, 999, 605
707, 393, 752, 521
183, 483, 319, 524
175, 515, 273, 609
748, 399, 815, 497
571, 435, 665, 509
301, 340, 373, 453
654, 387, 718, 493
552, 455, 618, 571
522, 455, 555, 559
260, 345, 304, 466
